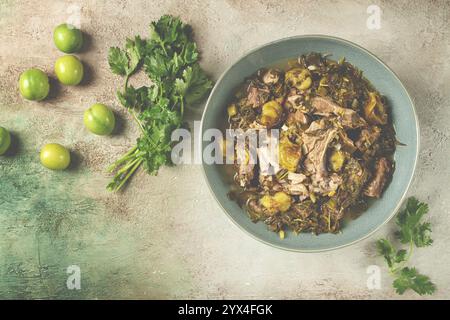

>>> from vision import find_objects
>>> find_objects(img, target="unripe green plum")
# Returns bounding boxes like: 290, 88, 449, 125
55, 55, 84, 85
40, 143, 71, 170
53, 23, 83, 53
19, 68, 50, 101
84, 103, 116, 135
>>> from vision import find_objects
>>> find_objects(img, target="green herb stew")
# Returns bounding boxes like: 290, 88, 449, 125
227, 53, 397, 236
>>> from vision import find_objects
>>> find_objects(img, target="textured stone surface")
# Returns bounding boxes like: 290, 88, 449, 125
0, 0, 449, 299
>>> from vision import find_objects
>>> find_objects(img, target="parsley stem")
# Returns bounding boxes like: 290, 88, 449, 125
406, 240, 414, 263
107, 152, 135, 172
180, 98, 184, 118
131, 110, 145, 133
123, 73, 145, 134
390, 239, 415, 274
124, 75, 130, 90
116, 157, 140, 175
393, 241, 414, 273
107, 146, 138, 172
159, 40, 168, 56
115, 158, 143, 191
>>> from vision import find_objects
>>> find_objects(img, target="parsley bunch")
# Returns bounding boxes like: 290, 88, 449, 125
377, 197, 436, 295
106, 15, 213, 191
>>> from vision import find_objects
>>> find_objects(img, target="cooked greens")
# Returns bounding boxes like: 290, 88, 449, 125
227, 53, 396, 235
107, 15, 213, 191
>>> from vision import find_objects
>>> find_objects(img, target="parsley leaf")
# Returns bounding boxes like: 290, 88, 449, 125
376, 197, 436, 296
396, 197, 433, 247
106, 15, 212, 191
413, 222, 433, 247
181, 42, 199, 65
393, 267, 436, 295
376, 238, 396, 268
394, 249, 408, 264
108, 36, 145, 77
108, 47, 129, 76
117, 85, 150, 111
175, 64, 213, 105
376, 239, 407, 268
144, 50, 173, 81
149, 15, 184, 46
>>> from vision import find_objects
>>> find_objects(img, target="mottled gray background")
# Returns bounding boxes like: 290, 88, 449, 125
0, 0, 449, 299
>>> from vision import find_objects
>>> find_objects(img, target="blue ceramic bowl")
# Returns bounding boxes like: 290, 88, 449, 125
201, 35, 418, 252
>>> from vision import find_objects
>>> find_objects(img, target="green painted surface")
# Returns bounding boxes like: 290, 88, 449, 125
0, 111, 191, 299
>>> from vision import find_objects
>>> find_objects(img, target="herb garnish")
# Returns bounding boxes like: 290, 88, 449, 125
377, 197, 436, 295
106, 15, 213, 191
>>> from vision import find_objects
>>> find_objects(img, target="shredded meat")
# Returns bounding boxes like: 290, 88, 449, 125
286, 93, 302, 108
282, 172, 309, 197
286, 110, 309, 126
285, 89, 309, 112
246, 82, 269, 109
236, 163, 255, 188
338, 130, 357, 153
364, 157, 391, 198
311, 96, 366, 128
300, 120, 343, 195
259, 174, 283, 192
302, 120, 337, 178
261, 69, 281, 85
310, 173, 342, 195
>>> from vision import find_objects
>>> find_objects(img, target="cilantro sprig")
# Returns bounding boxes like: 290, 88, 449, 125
106, 15, 213, 191
376, 197, 436, 295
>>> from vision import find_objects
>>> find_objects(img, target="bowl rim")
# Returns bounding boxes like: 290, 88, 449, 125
200, 34, 419, 253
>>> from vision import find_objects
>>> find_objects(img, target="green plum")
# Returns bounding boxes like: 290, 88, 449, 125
55, 55, 84, 85
0, 127, 11, 155
84, 103, 116, 135
40, 143, 71, 170
19, 68, 50, 101
53, 23, 83, 53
